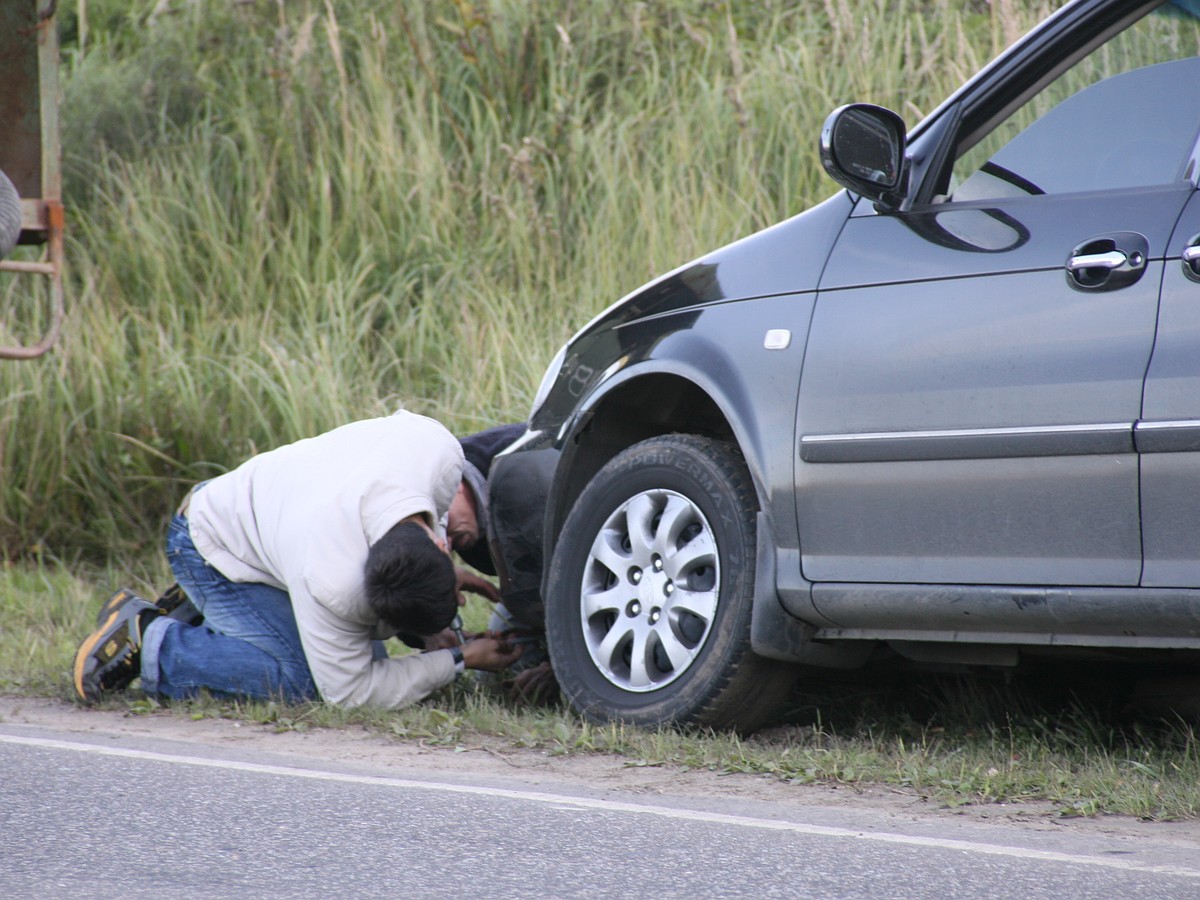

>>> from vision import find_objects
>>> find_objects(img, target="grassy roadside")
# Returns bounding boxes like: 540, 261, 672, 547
5, 556, 1200, 821
2, 0, 1054, 559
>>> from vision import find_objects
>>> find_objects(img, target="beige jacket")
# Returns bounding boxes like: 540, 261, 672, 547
187, 410, 462, 708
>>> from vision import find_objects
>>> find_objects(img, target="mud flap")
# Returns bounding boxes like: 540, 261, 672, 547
750, 511, 872, 668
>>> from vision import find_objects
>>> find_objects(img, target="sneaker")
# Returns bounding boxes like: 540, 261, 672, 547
95, 583, 202, 627
73, 592, 161, 703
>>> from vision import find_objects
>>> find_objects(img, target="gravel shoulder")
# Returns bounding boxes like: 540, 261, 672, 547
4, 695, 1200, 849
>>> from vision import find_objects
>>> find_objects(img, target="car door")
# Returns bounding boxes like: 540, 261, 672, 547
1140, 190, 1200, 587
796, 29, 1200, 588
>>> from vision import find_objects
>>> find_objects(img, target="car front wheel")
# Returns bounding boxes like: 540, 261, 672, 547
545, 434, 794, 732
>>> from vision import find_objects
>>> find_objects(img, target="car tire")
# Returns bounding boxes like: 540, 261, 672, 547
0, 169, 20, 260
546, 434, 795, 732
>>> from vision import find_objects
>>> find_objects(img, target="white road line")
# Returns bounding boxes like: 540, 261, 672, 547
3, 731, 1198, 880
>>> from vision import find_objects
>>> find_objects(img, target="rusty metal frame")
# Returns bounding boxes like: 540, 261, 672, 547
0, 0, 65, 360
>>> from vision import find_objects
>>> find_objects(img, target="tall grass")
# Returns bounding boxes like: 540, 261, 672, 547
0, 0, 1046, 560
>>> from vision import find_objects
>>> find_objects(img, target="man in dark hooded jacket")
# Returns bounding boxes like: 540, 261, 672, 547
455, 422, 556, 703
456, 423, 543, 623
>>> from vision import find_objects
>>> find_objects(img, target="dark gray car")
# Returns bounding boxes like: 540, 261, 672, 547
488, 0, 1200, 731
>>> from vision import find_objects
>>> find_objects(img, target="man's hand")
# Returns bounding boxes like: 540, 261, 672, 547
421, 628, 459, 651
461, 634, 524, 672
455, 567, 500, 606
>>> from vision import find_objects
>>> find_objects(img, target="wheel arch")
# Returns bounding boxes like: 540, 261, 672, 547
546, 357, 771, 556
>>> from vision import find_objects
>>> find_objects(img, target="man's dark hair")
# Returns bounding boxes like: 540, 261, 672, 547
365, 521, 457, 636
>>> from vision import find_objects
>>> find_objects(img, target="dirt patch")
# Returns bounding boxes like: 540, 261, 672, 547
3, 695, 1199, 846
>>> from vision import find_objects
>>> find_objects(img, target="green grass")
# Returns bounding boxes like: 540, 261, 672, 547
5, 0, 1200, 821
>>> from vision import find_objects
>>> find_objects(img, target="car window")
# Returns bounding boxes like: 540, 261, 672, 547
945, 8, 1200, 203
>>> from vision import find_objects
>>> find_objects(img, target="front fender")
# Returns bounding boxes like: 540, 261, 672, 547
552, 290, 814, 544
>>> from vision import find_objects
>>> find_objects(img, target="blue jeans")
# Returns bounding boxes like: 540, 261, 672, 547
140, 514, 320, 702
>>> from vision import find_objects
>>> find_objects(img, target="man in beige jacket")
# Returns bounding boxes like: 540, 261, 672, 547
74, 410, 521, 707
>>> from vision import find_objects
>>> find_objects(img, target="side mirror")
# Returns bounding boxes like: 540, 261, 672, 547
819, 104, 908, 210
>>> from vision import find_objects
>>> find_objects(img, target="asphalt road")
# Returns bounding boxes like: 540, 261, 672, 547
4, 718, 1200, 899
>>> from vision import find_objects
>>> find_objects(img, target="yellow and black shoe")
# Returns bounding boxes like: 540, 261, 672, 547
73, 591, 162, 704
94, 583, 201, 628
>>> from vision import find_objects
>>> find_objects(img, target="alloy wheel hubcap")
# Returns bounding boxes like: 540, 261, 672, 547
579, 489, 719, 692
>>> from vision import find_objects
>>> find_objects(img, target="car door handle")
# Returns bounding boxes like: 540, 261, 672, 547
1066, 250, 1128, 272
1065, 232, 1148, 292
1184, 237, 1200, 284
